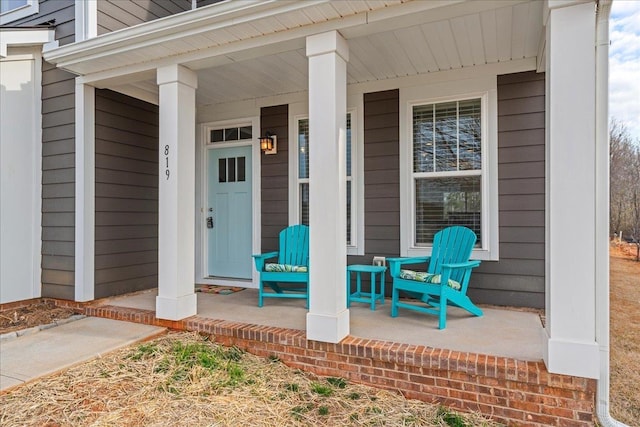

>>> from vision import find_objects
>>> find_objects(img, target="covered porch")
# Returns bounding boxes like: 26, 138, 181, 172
43, 0, 607, 389
102, 287, 544, 361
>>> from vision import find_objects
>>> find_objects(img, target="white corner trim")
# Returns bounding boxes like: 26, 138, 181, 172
74, 81, 95, 302
75, 0, 97, 42
32, 48, 43, 299
0, 28, 55, 58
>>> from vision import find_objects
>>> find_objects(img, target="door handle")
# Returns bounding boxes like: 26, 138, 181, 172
207, 216, 214, 229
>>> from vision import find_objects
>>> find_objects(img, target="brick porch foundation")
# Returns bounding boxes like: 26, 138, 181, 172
75, 303, 596, 426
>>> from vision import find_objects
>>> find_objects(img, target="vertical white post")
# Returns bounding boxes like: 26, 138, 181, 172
543, 1, 599, 379
156, 64, 198, 320
305, 31, 350, 343
75, 80, 95, 302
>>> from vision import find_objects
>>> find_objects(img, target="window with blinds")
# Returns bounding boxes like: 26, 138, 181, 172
297, 114, 353, 245
412, 98, 482, 246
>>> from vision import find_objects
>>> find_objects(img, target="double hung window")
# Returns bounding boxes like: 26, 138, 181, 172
412, 99, 482, 245
401, 79, 498, 260
295, 112, 355, 246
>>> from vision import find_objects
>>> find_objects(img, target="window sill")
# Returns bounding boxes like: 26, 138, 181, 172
404, 246, 498, 261
347, 246, 364, 256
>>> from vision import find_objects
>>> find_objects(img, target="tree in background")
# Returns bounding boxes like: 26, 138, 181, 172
610, 119, 640, 260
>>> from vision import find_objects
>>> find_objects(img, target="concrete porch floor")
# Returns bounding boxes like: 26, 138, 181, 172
104, 288, 544, 362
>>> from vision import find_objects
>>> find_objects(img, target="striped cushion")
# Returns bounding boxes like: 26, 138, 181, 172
399, 269, 461, 291
265, 263, 308, 273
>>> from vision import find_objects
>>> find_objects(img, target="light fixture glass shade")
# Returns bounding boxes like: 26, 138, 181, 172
259, 136, 273, 151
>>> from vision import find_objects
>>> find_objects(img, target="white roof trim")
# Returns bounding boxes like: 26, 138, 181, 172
44, 0, 328, 68
43, 0, 493, 77
0, 28, 57, 58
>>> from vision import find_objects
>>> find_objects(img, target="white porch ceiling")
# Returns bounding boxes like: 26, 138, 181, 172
192, 0, 542, 106
47, 0, 544, 107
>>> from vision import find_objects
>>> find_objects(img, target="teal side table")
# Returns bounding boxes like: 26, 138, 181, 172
346, 264, 387, 311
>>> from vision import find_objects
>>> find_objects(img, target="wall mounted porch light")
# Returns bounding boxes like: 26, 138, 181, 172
259, 132, 277, 155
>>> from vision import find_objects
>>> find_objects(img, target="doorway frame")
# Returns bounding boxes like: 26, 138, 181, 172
196, 116, 261, 288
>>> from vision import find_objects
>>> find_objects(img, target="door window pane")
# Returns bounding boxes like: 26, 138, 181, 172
239, 126, 252, 140
218, 158, 226, 183
237, 156, 246, 182
225, 128, 239, 141
211, 129, 224, 143
210, 125, 252, 143
227, 157, 236, 182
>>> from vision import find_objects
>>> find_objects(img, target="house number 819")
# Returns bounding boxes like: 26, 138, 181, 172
164, 145, 170, 180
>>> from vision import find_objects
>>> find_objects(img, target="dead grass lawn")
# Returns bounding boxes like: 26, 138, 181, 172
609, 242, 640, 425
0, 332, 497, 427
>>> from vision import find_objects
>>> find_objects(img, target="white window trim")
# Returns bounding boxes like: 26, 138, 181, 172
75, 0, 97, 42
288, 102, 363, 255
0, 0, 37, 25
399, 77, 499, 261
196, 117, 261, 288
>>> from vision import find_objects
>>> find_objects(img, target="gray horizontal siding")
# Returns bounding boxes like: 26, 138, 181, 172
97, 0, 191, 35
347, 90, 400, 294
40, 59, 76, 299
470, 71, 546, 308
342, 78, 545, 309
5, 0, 75, 46
260, 105, 289, 252
94, 89, 159, 299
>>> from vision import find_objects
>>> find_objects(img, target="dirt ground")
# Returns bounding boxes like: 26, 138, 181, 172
609, 242, 640, 425
0, 300, 81, 334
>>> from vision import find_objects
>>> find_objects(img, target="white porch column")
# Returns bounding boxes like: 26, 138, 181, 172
75, 80, 95, 302
156, 64, 198, 320
305, 31, 350, 343
543, 1, 599, 379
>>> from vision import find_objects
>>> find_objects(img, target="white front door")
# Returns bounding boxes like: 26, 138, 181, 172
207, 145, 253, 279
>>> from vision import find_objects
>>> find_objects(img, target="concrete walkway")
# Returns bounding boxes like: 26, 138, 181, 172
0, 317, 165, 392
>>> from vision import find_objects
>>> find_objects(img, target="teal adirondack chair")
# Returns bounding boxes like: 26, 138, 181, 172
388, 226, 482, 329
252, 225, 310, 307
